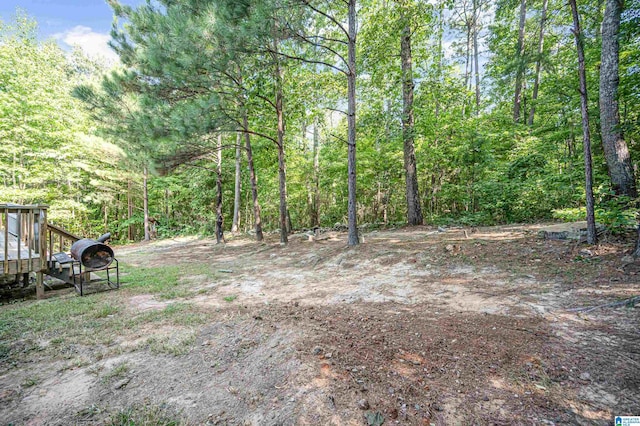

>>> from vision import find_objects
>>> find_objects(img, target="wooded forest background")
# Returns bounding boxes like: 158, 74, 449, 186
1, 0, 639, 246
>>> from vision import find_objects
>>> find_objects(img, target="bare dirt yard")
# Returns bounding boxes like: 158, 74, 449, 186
1, 224, 639, 425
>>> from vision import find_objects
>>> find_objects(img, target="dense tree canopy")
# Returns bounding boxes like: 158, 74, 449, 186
0, 13, 127, 235
2, 0, 640, 243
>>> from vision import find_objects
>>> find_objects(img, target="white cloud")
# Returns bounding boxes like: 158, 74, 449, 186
53, 25, 119, 65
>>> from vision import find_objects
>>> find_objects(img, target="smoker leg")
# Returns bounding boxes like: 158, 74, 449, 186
36, 272, 44, 299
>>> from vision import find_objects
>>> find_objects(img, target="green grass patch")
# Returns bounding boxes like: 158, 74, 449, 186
106, 404, 183, 426
0, 342, 10, 359
120, 264, 183, 294
135, 303, 207, 327
223, 295, 237, 303
93, 303, 120, 319
22, 376, 40, 387
145, 330, 197, 356
103, 361, 129, 382
120, 263, 218, 298
0, 262, 217, 364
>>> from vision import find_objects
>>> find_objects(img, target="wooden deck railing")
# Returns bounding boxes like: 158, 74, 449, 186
1, 204, 48, 275
46, 222, 81, 265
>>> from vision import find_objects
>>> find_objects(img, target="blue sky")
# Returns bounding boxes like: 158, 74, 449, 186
0, 0, 142, 63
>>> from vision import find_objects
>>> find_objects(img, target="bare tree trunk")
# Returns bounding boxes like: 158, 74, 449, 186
127, 178, 134, 241
472, 0, 481, 114
600, 0, 637, 198
400, 16, 423, 226
276, 81, 289, 244
116, 193, 120, 223
461, 18, 472, 118
347, 0, 359, 246
570, 0, 597, 245
232, 132, 242, 232
242, 110, 263, 242
435, 4, 444, 121
464, 22, 471, 91
272, 36, 289, 245
513, 0, 527, 123
528, 0, 548, 125
311, 119, 320, 228
143, 166, 150, 241
215, 133, 225, 244
104, 204, 108, 233
164, 188, 169, 224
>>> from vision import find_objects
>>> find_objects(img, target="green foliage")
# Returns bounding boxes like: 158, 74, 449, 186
554, 194, 638, 233
4, 0, 640, 241
0, 12, 129, 238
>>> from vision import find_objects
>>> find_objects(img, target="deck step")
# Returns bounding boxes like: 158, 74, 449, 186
52, 252, 74, 264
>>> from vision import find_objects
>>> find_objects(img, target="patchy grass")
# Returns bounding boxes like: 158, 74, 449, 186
93, 303, 120, 319
102, 362, 130, 382
105, 404, 183, 426
0, 267, 210, 365
145, 330, 197, 356
121, 263, 219, 300
21, 376, 40, 388
223, 295, 237, 302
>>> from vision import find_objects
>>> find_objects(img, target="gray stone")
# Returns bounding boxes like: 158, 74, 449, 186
579, 372, 591, 381
358, 399, 370, 410
538, 222, 605, 241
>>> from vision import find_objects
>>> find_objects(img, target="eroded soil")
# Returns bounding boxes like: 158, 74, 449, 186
1, 224, 639, 425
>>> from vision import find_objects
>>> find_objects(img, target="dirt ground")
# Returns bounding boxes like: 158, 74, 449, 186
1, 224, 639, 425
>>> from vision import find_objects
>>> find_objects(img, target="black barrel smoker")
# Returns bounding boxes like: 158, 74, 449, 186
70, 233, 114, 269
69, 233, 119, 295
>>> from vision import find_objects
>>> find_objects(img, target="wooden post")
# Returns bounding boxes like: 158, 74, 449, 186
37, 207, 48, 300
16, 209, 21, 274
27, 209, 33, 272
36, 271, 44, 299
48, 229, 53, 265
4, 208, 9, 275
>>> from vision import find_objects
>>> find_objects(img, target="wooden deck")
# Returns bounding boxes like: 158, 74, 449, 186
1, 205, 48, 297
1, 204, 88, 298
0, 231, 43, 274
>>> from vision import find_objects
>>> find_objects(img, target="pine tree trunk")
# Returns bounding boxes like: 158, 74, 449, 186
164, 188, 169, 224
276, 85, 289, 244
311, 120, 320, 228
473, 0, 481, 114
347, 0, 359, 246
599, 0, 637, 198
461, 19, 472, 117
400, 18, 423, 226
116, 193, 120, 223
513, 0, 527, 123
215, 133, 225, 244
435, 5, 444, 121
104, 204, 108, 234
528, 0, 548, 126
570, 0, 597, 245
464, 23, 471, 92
268, 21, 289, 243
232, 132, 242, 232
243, 110, 263, 242
127, 178, 134, 241
143, 166, 150, 241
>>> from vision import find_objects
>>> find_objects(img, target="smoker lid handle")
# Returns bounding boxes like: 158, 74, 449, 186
96, 232, 111, 243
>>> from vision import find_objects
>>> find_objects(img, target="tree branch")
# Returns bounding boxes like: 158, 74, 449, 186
298, 0, 349, 39
266, 49, 347, 75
